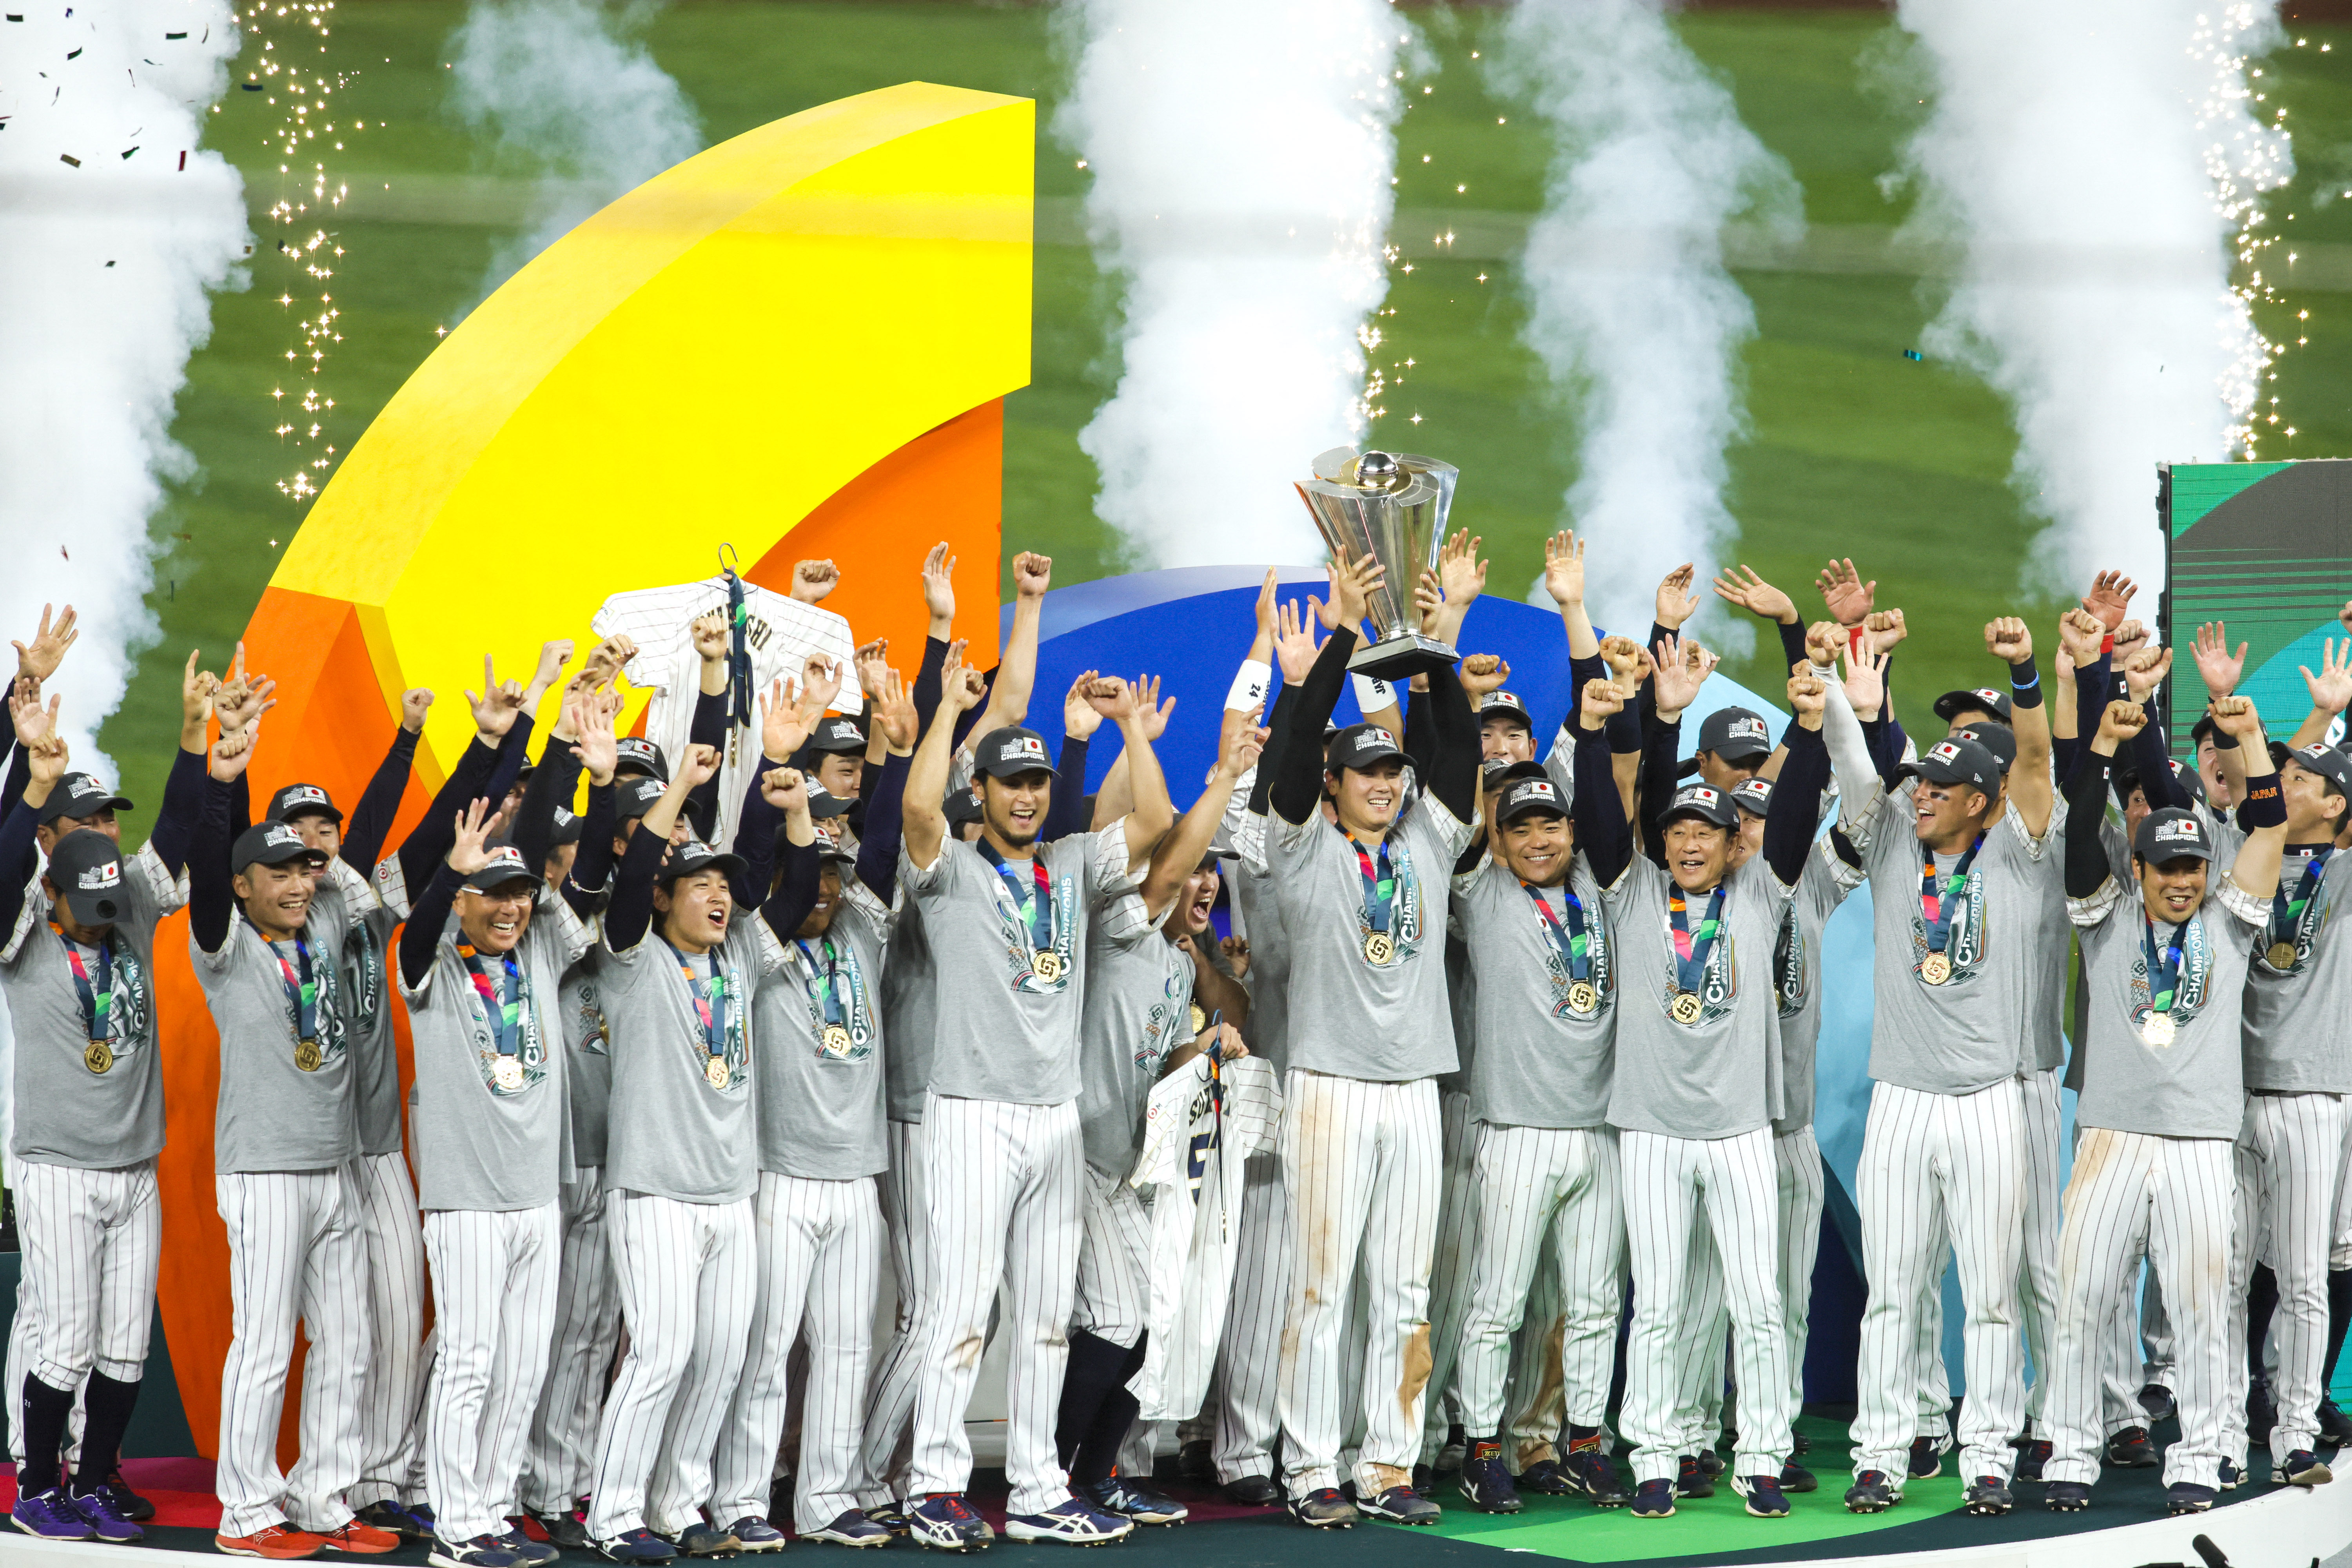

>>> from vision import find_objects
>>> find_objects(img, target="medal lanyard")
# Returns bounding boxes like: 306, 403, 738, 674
1667, 885, 1727, 993
979, 838, 1055, 953
267, 933, 319, 1041
1919, 835, 1985, 956
455, 942, 524, 1057
795, 937, 846, 1025
662, 939, 728, 1060
2271, 848, 2331, 948
2142, 911, 2191, 1016
1336, 826, 1398, 936
1522, 884, 1592, 981
50, 924, 112, 1044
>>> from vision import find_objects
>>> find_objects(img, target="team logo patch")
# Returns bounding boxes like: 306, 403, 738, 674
263, 824, 304, 852
999, 735, 1048, 766
2150, 818, 2203, 847
1973, 688, 2000, 706
1355, 727, 1396, 756
823, 719, 861, 745
69, 778, 107, 802
1928, 741, 1962, 765
285, 785, 329, 807
1727, 716, 1768, 743
76, 861, 121, 891
1683, 786, 1719, 807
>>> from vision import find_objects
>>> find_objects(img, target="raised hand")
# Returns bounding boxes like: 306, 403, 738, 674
180, 649, 218, 728
526, 639, 576, 702
1133, 673, 1175, 740
853, 639, 891, 700
579, 634, 635, 691
211, 716, 261, 782
940, 642, 986, 715
1460, 653, 1510, 701
446, 798, 495, 876
1866, 608, 1907, 654
760, 765, 810, 815
1254, 567, 1279, 645
1084, 675, 1136, 725
1652, 633, 1715, 715
14, 604, 78, 683
2302, 637, 2352, 714
1788, 669, 1827, 719
2083, 569, 2136, 632
1598, 634, 1643, 684
790, 559, 840, 605
1712, 564, 1795, 625
11, 679, 58, 748
1804, 619, 1844, 669
799, 653, 845, 717
2192, 621, 2246, 698
2210, 692, 2265, 743
690, 613, 730, 666
568, 691, 619, 784
2057, 607, 2107, 671
1220, 935, 1252, 979
401, 688, 434, 732
1414, 571, 1445, 637
1654, 564, 1698, 631
871, 667, 918, 751
1013, 551, 1053, 601
923, 543, 957, 628
677, 743, 722, 792
1063, 670, 1106, 740
1580, 676, 1626, 728
1437, 530, 1487, 610
1328, 550, 1385, 633
1842, 646, 1891, 722
1216, 708, 1268, 781
759, 675, 811, 762
1985, 616, 2033, 664
1274, 600, 1322, 686
1543, 530, 1586, 608
468, 655, 526, 739
1816, 558, 1875, 626
2123, 646, 2174, 704
2095, 699, 2149, 748
216, 666, 278, 733
25, 731, 68, 792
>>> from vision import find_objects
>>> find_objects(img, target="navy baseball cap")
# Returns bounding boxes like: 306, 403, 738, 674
804, 786, 855, 820
808, 716, 867, 755
944, 786, 984, 827
461, 841, 538, 893
46, 830, 127, 926
1895, 736, 1999, 793
616, 775, 668, 823
1478, 691, 1533, 733
1729, 777, 1773, 817
1935, 687, 2013, 725
973, 727, 1054, 780
233, 820, 328, 875
266, 782, 342, 824
657, 837, 746, 887
1953, 721, 2016, 775
1696, 708, 1773, 762
2133, 808, 2214, 864
1661, 783, 1738, 829
1325, 723, 1404, 773
37, 772, 131, 827
549, 806, 584, 847
2289, 744, 2352, 794
614, 737, 667, 782
1495, 772, 1568, 825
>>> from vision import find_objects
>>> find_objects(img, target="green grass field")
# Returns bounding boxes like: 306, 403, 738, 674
98, 0, 2352, 812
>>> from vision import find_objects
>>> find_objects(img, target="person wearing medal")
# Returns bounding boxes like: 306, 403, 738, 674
191, 701, 403, 1559
2042, 697, 2285, 1515
0, 645, 207, 1546
1060, 712, 1263, 1530
707, 668, 919, 1551
395, 709, 595, 1567
1833, 617, 2061, 1519
889, 643, 1172, 1552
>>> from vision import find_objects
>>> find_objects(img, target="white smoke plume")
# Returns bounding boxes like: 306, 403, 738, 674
1497, 0, 1797, 653
0, 0, 249, 779
1887, 0, 2291, 592
1057, 0, 1411, 570
446, 0, 701, 301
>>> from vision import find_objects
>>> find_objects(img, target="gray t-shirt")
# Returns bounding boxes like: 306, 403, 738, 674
1599, 852, 1790, 1140
751, 884, 892, 1181
600, 917, 776, 1204
898, 824, 1144, 1105
1770, 838, 1865, 1135
2242, 844, 2352, 1092
1264, 798, 1476, 1082
1450, 858, 1613, 1131
1077, 896, 1197, 1177
1440, 935, 1476, 1098
1852, 784, 2064, 1095
193, 879, 362, 1174
330, 860, 403, 1158
878, 895, 937, 1124
2070, 874, 2265, 1137
401, 886, 592, 1210
557, 948, 614, 1169
1227, 846, 1291, 1076
0, 845, 180, 1168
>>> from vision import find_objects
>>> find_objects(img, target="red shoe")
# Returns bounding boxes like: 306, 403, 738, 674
216, 1523, 330, 1559
315, 1519, 401, 1555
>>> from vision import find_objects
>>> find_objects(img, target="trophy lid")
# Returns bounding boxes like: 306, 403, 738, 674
1303, 446, 1456, 530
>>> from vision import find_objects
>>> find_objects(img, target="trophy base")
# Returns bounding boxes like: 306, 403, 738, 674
1348, 632, 1459, 682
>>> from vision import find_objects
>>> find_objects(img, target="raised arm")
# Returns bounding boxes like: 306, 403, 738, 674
904, 646, 985, 874
1713, 563, 1808, 674
1571, 680, 1633, 887
398, 654, 527, 893
2218, 695, 2288, 898
1822, 630, 1887, 831
1138, 715, 1263, 921
1088, 675, 1176, 867
750, 766, 824, 939
510, 697, 586, 881
1544, 530, 1601, 661
342, 689, 428, 873
2065, 702, 2129, 900
1272, 554, 1380, 826
971, 550, 1052, 735
605, 744, 717, 953
1423, 658, 1479, 825
1764, 670, 1830, 885
2290, 639, 2352, 752
194, 724, 262, 955
1988, 617, 2052, 837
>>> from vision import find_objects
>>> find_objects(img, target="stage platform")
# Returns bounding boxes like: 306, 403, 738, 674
9, 1413, 2347, 1568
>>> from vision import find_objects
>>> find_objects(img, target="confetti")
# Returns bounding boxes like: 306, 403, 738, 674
58, 152, 79, 167
241, 82, 261, 91
64, 46, 78, 57
120, 146, 136, 159
1902, 348, 1924, 361
4, 13, 22, 19
103, 260, 114, 267
177, 150, 185, 170
164, 28, 183, 36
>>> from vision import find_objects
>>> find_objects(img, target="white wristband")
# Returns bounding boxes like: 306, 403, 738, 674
1226, 659, 1272, 713
1352, 673, 1397, 715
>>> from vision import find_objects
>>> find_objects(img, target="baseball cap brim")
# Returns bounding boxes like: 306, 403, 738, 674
37, 791, 132, 826
659, 851, 748, 886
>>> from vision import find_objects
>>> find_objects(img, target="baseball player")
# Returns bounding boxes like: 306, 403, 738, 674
890, 650, 1170, 1550
2040, 697, 2284, 1515
1834, 619, 2059, 1518
582, 744, 775, 1563
191, 708, 399, 1559
706, 677, 915, 1549
1060, 715, 1261, 1527
398, 710, 593, 1568
0, 670, 204, 1545
1262, 550, 1477, 1530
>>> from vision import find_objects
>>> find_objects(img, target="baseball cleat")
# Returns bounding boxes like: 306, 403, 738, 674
1457, 1443, 1521, 1514
1907, 1436, 1944, 1480
809, 1510, 895, 1547
908, 1495, 989, 1552
722, 1517, 788, 1552
361, 1499, 439, 1541
1962, 1476, 2013, 1516
1779, 1459, 1818, 1494
1674, 1454, 1714, 1499
2043, 1482, 2090, 1512
591, 1528, 677, 1563
2322, 1399, 2352, 1448
1514, 1458, 1574, 1496
1733, 1474, 1790, 1518
2280, 1449, 2333, 1486
1628, 1480, 1675, 1519
1357, 1484, 1440, 1525
2140, 1383, 2179, 1424
677, 1521, 740, 1556
2015, 1439, 2054, 1482
1220, 1475, 1282, 1507
94, 1470, 156, 1523
2104, 1426, 2157, 1468
1077, 1477, 1185, 1526
1001, 1500, 1131, 1546
430, 1536, 522, 1568
525, 1510, 592, 1550
1843, 1470, 1899, 1513
499, 1526, 562, 1563
1561, 1448, 1631, 1506
2166, 1482, 2216, 1515
317, 1518, 402, 1554
1286, 1488, 1357, 1528
863, 1506, 911, 1538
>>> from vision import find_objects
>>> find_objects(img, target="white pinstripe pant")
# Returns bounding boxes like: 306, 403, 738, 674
1853, 1077, 2028, 1483
1205, 1150, 1289, 1484
2018, 1067, 2063, 1425
1277, 1071, 1441, 1499
1076, 1165, 1153, 1350
2042, 1130, 2233, 1490
855, 1118, 929, 1509
16, 1159, 160, 1392
354, 1151, 428, 1510
423, 1203, 561, 1542
1671, 1127, 1824, 1452
215, 1167, 371, 1538
1619, 1128, 1790, 1485
713, 1172, 882, 1532
2239, 1093, 2352, 1457
585, 1191, 757, 1539
908, 1094, 1083, 1516
1416, 1091, 1480, 1465
1455, 1124, 1621, 1441
1504, 1245, 1571, 1471
522, 1167, 617, 1515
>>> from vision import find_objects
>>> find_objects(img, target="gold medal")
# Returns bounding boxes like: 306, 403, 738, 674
492, 1056, 524, 1092
1363, 931, 1396, 966
2268, 940, 2299, 971
2142, 1011, 2178, 1049
1567, 980, 1599, 1016
1189, 1003, 1208, 1036
1668, 991, 1704, 1025
1920, 952, 1952, 986
1033, 949, 1065, 983
83, 1040, 112, 1075
705, 1054, 731, 1089
823, 1024, 853, 1057
294, 1038, 323, 1073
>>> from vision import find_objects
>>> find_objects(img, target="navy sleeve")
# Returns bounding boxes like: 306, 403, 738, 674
400, 864, 463, 989
1572, 726, 1632, 888
397, 736, 503, 897
342, 727, 418, 875
1774, 619, 1808, 675
762, 838, 823, 945
1639, 712, 1682, 869
144, 746, 207, 877
913, 635, 950, 745
855, 750, 910, 904
1249, 682, 1298, 818
483, 711, 537, 811
561, 781, 615, 920
684, 690, 728, 843
0, 800, 36, 946
1042, 734, 1090, 845
603, 815, 668, 954
2131, 717, 2188, 812
1763, 724, 1829, 885
1270, 629, 1355, 825
2065, 752, 2113, 898
190, 776, 236, 955
0, 742, 25, 821
1402, 686, 1437, 779
510, 733, 581, 885
730, 771, 781, 914
1421, 662, 1477, 824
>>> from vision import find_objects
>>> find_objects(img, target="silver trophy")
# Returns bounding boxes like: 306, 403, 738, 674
1293, 446, 1460, 680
